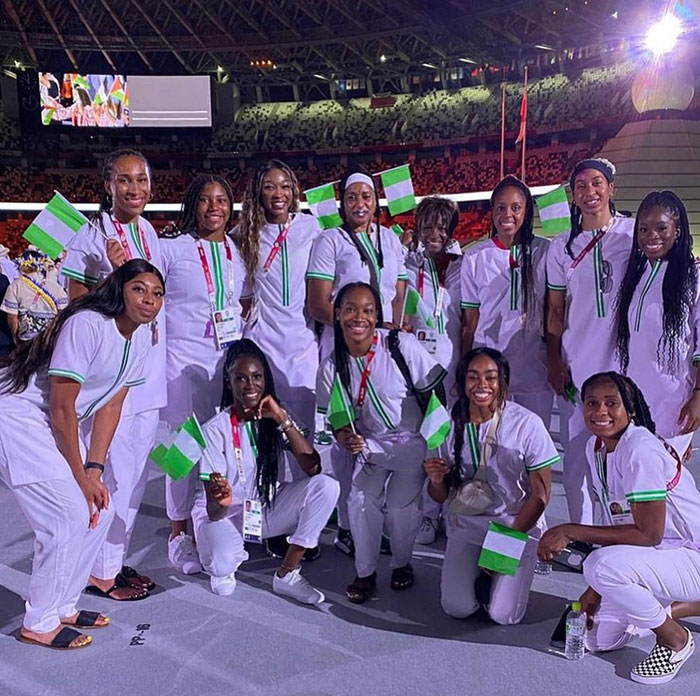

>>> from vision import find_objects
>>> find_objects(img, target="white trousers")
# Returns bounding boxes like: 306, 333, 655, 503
583, 544, 700, 652
348, 459, 425, 577
192, 475, 339, 578
441, 524, 538, 625
91, 409, 159, 580
328, 444, 353, 530
557, 396, 594, 524
3, 474, 115, 632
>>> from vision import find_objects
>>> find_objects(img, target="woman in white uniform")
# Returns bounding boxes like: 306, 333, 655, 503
615, 191, 700, 456
546, 158, 634, 524
193, 339, 339, 602
61, 149, 165, 598
0, 259, 163, 649
425, 347, 556, 625
160, 174, 251, 574
316, 282, 445, 603
539, 371, 700, 685
307, 168, 408, 554
404, 196, 462, 545
462, 175, 552, 425
237, 160, 322, 457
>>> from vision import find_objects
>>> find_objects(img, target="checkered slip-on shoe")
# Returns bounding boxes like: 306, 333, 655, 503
630, 627, 695, 685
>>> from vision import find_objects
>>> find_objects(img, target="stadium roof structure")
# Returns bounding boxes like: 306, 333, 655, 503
0, 0, 683, 91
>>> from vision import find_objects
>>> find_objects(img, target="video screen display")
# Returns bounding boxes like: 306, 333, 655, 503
39, 73, 129, 127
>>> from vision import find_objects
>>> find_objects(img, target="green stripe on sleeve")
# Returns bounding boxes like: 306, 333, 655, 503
48, 368, 86, 384
527, 454, 561, 471
306, 271, 335, 282
546, 282, 566, 291
461, 301, 480, 309
626, 490, 667, 503
61, 267, 100, 285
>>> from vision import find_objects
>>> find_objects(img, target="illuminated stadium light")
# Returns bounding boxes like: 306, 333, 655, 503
644, 14, 682, 56
535, 44, 555, 51
313, 73, 327, 80
379, 54, 387, 63
459, 57, 477, 64
421, 62, 439, 69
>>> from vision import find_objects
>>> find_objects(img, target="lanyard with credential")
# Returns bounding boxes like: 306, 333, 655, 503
356, 334, 379, 408
262, 219, 291, 273
113, 220, 151, 261
418, 258, 445, 320
230, 411, 251, 487
196, 238, 234, 312
566, 228, 606, 281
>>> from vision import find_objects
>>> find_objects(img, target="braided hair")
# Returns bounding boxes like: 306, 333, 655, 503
95, 149, 152, 237
490, 176, 536, 321
163, 174, 235, 240
331, 282, 384, 400
338, 166, 384, 272
220, 338, 283, 507
450, 348, 510, 489
581, 371, 656, 433
615, 191, 696, 373
237, 160, 300, 284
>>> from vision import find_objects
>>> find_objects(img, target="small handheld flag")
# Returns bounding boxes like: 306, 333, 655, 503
380, 165, 416, 216
327, 374, 355, 431
304, 183, 343, 230
22, 192, 89, 259
150, 415, 207, 480
536, 186, 571, 237
478, 521, 528, 576
402, 287, 435, 329
419, 391, 450, 450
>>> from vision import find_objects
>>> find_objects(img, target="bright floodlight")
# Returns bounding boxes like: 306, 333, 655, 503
644, 14, 682, 56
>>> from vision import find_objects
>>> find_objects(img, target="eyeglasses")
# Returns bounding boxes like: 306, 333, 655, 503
600, 259, 612, 294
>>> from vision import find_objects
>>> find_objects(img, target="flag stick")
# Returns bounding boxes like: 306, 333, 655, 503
521, 66, 528, 184
399, 288, 408, 328
499, 83, 506, 180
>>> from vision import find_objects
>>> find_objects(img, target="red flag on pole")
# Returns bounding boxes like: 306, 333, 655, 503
515, 68, 528, 144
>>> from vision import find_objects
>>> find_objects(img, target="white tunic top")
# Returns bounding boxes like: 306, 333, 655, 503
461, 236, 549, 394
446, 400, 559, 543
0, 310, 149, 485
586, 423, 700, 550
546, 215, 635, 388
624, 260, 700, 440
306, 224, 408, 322
61, 213, 166, 415
242, 213, 321, 398
159, 233, 251, 428
404, 249, 462, 402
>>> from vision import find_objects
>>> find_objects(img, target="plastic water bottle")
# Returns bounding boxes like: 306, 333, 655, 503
565, 601, 586, 661
534, 559, 552, 575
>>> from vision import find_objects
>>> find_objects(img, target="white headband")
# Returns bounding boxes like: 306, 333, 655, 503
345, 173, 375, 190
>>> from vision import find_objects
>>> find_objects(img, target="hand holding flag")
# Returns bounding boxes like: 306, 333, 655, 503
420, 391, 451, 451
150, 415, 207, 479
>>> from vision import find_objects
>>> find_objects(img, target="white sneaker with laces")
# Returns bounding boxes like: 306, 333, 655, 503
630, 627, 695, 685
210, 572, 237, 596
415, 517, 438, 545
168, 532, 203, 575
273, 568, 325, 605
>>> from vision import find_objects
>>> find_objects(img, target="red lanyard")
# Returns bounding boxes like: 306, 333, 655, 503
262, 220, 291, 273
418, 259, 444, 297
196, 238, 233, 309
113, 220, 151, 261
356, 334, 378, 408
230, 411, 247, 486
570, 229, 606, 270
492, 238, 520, 269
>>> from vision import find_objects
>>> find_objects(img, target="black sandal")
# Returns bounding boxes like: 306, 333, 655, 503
19, 626, 91, 650
121, 565, 156, 590
345, 572, 377, 604
390, 564, 414, 590
85, 573, 149, 601
61, 610, 109, 628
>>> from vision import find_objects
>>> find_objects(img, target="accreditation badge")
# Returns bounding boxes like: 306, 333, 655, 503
243, 498, 263, 543
609, 499, 633, 526
212, 307, 241, 350
416, 328, 438, 355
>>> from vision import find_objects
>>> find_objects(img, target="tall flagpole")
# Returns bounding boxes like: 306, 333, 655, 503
521, 66, 528, 183
499, 83, 506, 180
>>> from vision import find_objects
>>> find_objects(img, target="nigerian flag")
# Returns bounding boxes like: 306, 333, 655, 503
73, 74, 89, 91
23, 192, 88, 259
536, 186, 571, 237
150, 415, 207, 480
391, 223, 404, 237
420, 391, 450, 450
304, 183, 343, 230
380, 165, 416, 215
327, 374, 355, 431
403, 287, 435, 329
478, 522, 528, 576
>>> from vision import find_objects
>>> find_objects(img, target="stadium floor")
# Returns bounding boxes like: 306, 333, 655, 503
2, 434, 700, 696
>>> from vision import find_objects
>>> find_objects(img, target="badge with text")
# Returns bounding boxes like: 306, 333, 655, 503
416, 328, 438, 355
212, 307, 241, 350
243, 497, 263, 543
609, 499, 633, 526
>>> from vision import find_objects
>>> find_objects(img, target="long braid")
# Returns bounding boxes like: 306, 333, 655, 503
614, 242, 647, 373
237, 159, 300, 285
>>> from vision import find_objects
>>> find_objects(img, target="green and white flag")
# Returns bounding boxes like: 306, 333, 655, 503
380, 164, 416, 215
41, 108, 55, 126
150, 415, 207, 480
22, 191, 89, 259
420, 391, 450, 450
94, 84, 107, 106
391, 223, 404, 237
327, 374, 355, 431
403, 287, 435, 329
478, 521, 528, 576
72, 74, 89, 91
536, 186, 571, 237
304, 183, 343, 230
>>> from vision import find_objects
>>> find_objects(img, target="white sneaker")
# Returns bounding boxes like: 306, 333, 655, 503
210, 572, 237, 596
168, 532, 202, 575
630, 627, 695, 685
272, 568, 324, 605
415, 517, 438, 545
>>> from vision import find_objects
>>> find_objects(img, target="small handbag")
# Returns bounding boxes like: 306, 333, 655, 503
448, 409, 501, 516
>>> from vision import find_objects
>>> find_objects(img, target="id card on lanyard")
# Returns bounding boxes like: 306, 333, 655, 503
230, 412, 263, 543
356, 334, 378, 408
417, 260, 442, 352
565, 228, 606, 283
197, 238, 240, 350
262, 219, 291, 273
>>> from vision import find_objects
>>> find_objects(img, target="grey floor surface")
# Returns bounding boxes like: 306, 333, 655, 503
2, 430, 700, 696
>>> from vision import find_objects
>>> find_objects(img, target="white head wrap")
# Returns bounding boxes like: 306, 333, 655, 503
345, 172, 375, 190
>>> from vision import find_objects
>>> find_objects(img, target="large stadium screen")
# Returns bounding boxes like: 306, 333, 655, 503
126, 76, 212, 127
38, 73, 129, 127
